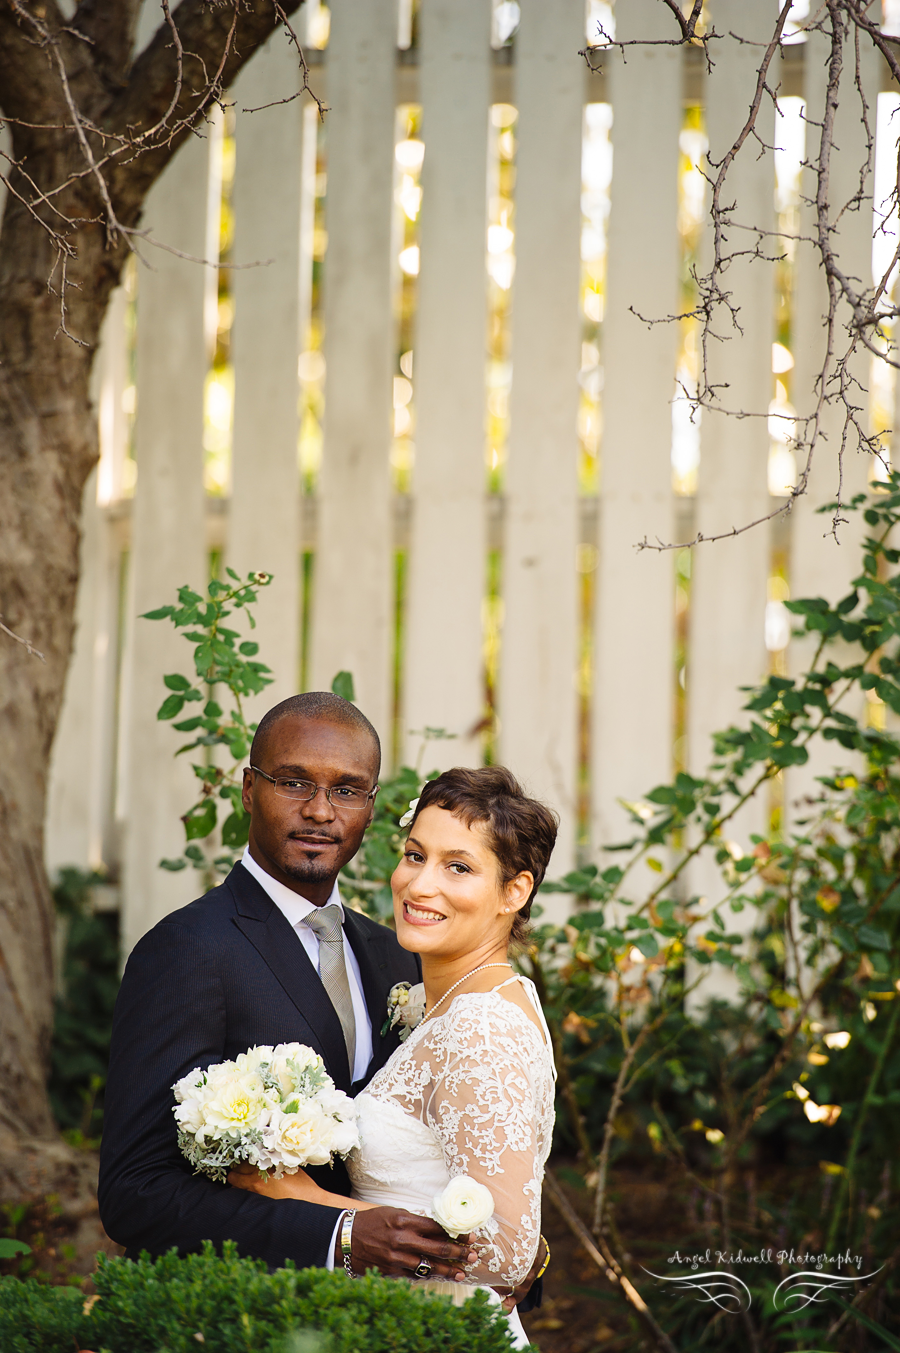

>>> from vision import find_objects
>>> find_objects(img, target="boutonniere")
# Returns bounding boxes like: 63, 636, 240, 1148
381, 981, 426, 1041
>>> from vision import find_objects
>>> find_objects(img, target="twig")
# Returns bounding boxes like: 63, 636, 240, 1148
825, 996, 900, 1253
542, 1168, 679, 1353
0, 617, 46, 662
826, 1245, 900, 1340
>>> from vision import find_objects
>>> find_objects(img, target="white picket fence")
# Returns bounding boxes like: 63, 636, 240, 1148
43, 0, 897, 954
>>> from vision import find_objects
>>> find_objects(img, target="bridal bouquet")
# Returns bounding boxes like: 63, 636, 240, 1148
172, 1042, 359, 1183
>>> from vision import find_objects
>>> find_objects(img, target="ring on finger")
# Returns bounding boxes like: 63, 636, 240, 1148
414, 1258, 433, 1279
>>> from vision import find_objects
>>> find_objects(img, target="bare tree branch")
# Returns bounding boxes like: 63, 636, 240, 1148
0, 616, 46, 662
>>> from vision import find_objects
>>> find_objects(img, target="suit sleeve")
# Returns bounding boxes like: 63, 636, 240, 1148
98, 920, 343, 1269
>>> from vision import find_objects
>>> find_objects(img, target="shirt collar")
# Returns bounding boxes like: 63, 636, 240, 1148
241, 847, 343, 928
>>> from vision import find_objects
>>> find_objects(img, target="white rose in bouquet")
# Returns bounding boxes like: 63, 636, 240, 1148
234, 1045, 271, 1077
328, 1113, 361, 1158
172, 1095, 207, 1136
263, 1105, 332, 1170
266, 1042, 324, 1097
432, 1175, 495, 1238
272, 1041, 321, 1068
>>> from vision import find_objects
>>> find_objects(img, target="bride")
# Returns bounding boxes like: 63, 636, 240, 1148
231, 765, 558, 1348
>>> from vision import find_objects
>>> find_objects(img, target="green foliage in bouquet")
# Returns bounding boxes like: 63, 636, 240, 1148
0, 1243, 523, 1352
143, 570, 274, 878
527, 480, 900, 1346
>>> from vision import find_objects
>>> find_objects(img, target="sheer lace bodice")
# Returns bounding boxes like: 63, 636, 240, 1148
348, 977, 556, 1291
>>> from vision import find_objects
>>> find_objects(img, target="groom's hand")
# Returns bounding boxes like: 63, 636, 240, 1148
339, 1208, 476, 1281
495, 1234, 550, 1311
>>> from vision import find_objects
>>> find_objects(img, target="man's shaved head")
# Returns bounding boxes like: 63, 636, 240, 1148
249, 692, 381, 777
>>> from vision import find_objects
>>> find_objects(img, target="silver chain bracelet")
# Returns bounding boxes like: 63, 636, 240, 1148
340, 1208, 358, 1279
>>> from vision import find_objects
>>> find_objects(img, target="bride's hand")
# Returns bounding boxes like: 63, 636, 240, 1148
227, 1164, 374, 1211
228, 1163, 316, 1200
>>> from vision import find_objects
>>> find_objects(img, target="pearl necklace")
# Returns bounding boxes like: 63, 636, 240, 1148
423, 962, 513, 1023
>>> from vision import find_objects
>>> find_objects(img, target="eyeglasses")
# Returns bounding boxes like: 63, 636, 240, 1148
250, 766, 378, 812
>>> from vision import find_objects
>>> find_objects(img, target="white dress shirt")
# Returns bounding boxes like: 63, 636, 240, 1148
240, 849, 372, 1270
240, 849, 374, 1084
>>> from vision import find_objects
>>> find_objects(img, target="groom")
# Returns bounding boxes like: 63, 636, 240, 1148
99, 691, 476, 1282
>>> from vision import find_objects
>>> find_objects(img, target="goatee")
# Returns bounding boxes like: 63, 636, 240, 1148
282, 855, 337, 884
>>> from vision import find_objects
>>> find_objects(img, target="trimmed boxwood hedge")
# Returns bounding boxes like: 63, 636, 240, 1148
0, 1242, 525, 1352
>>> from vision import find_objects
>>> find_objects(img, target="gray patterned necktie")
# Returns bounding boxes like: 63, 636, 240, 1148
303, 905, 356, 1074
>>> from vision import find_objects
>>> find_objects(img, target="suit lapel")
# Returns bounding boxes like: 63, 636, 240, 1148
227, 865, 352, 1091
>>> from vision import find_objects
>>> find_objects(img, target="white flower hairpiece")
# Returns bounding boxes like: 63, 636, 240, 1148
399, 796, 420, 828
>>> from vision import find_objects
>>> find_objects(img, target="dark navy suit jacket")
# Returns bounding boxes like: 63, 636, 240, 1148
98, 862, 419, 1270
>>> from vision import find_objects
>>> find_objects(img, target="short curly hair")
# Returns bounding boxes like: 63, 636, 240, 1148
406, 766, 558, 949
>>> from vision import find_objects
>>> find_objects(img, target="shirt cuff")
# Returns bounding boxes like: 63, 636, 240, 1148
326, 1210, 349, 1272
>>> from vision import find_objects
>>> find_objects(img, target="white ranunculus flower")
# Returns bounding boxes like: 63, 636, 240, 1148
432, 1175, 495, 1238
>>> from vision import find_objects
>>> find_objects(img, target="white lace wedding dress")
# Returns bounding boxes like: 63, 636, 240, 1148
347, 976, 556, 1348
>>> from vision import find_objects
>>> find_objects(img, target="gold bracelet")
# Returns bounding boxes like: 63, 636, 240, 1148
535, 1234, 550, 1281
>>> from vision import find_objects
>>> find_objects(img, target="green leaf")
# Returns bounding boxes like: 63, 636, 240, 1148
163, 673, 192, 691
159, 857, 188, 871
827, 1296, 900, 1351
331, 670, 356, 702
183, 799, 217, 841
157, 693, 186, 721
0, 1238, 31, 1258
635, 933, 659, 958
204, 701, 223, 719
141, 605, 175, 621
857, 924, 891, 952
173, 716, 204, 732
221, 810, 251, 848
239, 641, 259, 656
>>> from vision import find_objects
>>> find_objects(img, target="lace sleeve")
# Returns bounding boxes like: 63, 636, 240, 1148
422, 1005, 543, 1287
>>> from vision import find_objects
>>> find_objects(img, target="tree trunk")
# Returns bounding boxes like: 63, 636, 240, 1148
0, 0, 302, 1144
0, 199, 115, 1139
